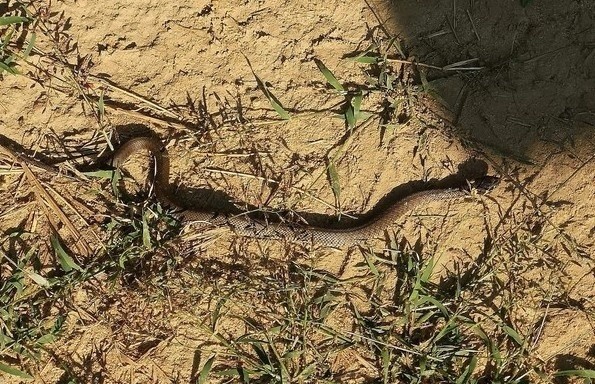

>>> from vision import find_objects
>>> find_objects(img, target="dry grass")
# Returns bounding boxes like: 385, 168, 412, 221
1, 1, 594, 383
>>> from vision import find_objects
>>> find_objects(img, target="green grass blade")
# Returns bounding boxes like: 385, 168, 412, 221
387, 36, 405, 58
346, 92, 364, 129
349, 55, 379, 64
554, 370, 595, 379
314, 58, 344, 91
111, 169, 122, 198
363, 252, 379, 277
419, 69, 449, 107
198, 355, 216, 384
501, 325, 524, 346
82, 169, 116, 179
345, 44, 382, 64
142, 213, 152, 249
345, 104, 356, 129
23, 32, 36, 59
351, 92, 362, 118
240, 367, 251, 383
245, 56, 290, 120
381, 347, 390, 383
213, 368, 241, 376
0, 61, 19, 75
2, 28, 14, 49
419, 294, 448, 317
35, 333, 57, 346
50, 235, 81, 272
420, 257, 435, 283
298, 362, 316, 379
0, 362, 33, 380
211, 297, 228, 331
0, 16, 31, 26
455, 355, 477, 384
257, 76, 290, 119
327, 160, 341, 204
26, 270, 50, 288
469, 324, 501, 365
251, 343, 271, 365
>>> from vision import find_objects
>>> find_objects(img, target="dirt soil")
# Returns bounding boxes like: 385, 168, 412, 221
0, 0, 594, 383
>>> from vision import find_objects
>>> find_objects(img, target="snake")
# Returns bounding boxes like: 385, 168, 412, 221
110, 137, 498, 248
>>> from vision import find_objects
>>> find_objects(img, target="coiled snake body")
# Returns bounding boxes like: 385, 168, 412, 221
111, 137, 497, 248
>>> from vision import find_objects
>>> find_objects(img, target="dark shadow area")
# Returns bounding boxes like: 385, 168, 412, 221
109, 130, 494, 231
552, 353, 595, 384
2, 128, 495, 243
48, 346, 108, 384
383, 0, 595, 161
0, 2, 31, 51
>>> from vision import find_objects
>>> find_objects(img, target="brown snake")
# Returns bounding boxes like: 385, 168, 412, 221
111, 137, 498, 248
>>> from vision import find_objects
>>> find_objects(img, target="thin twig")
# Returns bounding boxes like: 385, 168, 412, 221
466, 9, 480, 41
88, 75, 182, 120
385, 57, 483, 71
0, 143, 91, 256
203, 167, 356, 217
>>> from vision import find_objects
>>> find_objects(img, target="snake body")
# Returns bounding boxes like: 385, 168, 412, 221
111, 137, 496, 247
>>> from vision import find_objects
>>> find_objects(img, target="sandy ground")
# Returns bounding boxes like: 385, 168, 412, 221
0, 0, 594, 382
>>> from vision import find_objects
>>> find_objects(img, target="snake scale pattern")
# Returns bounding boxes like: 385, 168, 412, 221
111, 137, 497, 247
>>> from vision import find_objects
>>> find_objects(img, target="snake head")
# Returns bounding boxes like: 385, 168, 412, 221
468, 176, 500, 194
